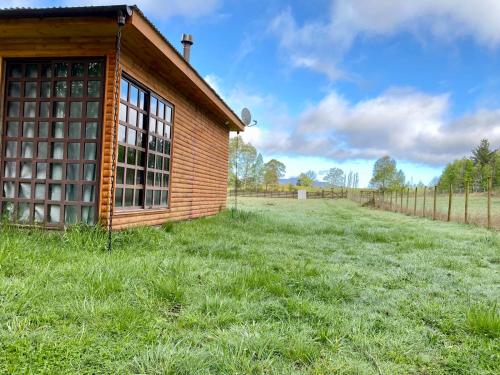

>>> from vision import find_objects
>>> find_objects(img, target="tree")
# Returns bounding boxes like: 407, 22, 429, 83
370, 156, 402, 191
228, 136, 263, 189
263, 159, 286, 189
472, 139, 496, 167
324, 167, 345, 188
297, 170, 316, 187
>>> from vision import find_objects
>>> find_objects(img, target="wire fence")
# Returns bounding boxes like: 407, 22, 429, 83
349, 178, 499, 230
227, 189, 347, 199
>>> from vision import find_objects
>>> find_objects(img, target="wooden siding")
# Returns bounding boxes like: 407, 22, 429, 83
106, 47, 229, 229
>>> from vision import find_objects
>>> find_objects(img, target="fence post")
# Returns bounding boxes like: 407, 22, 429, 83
406, 188, 409, 213
433, 186, 437, 220
413, 187, 417, 216
487, 177, 492, 229
423, 186, 427, 217
390, 191, 393, 211
395, 190, 398, 211
447, 184, 452, 222
465, 180, 469, 224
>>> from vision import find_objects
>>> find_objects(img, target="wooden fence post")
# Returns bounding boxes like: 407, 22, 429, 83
447, 184, 453, 222
400, 189, 403, 213
423, 186, 427, 217
487, 177, 492, 229
395, 190, 398, 211
433, 186, 437, 220
465, 181, 469, 224
406, 188, 409, 213
390, 191, 393, 211
413, 187, 417, 216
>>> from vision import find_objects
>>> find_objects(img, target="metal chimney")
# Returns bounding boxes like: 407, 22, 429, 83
181, 34, 194, 62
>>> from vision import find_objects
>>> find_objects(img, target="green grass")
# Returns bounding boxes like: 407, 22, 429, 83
1, 198, 499, 374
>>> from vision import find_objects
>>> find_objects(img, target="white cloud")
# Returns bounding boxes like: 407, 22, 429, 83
259, 88, 500, 165
270, 0, 500, 80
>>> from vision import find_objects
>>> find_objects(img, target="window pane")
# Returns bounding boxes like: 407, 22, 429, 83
118, 145, 125, 163
4, 162, 16, 178
119, 103, 127, 122
64, 206, 78, 225
66, 184, 78, 201
70, 102, 82, 118
136, 170, 144, 184
87, 102, 99, 118
7, 122, 19, 137
23, 102, 36, 118
127, 128, 136, 145
55, 81, 67, 97
35, 184, 45, 199
39, 102, 50, 118
9, 64, 22, 78
81, 206, 94, 224
125, 189, 133, 207
82, 185, 95, 203
51, 142, 64, 159
126, 169, 135, 185
71, 81, 83, 97
23, 122, 35, 137
154, 190, 161, 206
157, 122, 164, 136
118, 125, 126, 142
8, 102, 20, 117
139, 91, 145, 109
54, 102, 66, 118
156, 155, 162, 170
158, 102, 165, 120
6, 141, 17, 158
19, 183, 31, 198
39, 122, 49, 137
3, 182, 15, 198
34, 204, 44, 223
18, 203, 30, 223
146, 190, 153, 206
55, 63, 68, 77
68, 143, 80, 160
116, 166, 124, 184
41, 82, 51, 98
83, 164, 96, 181
135, 189, 144, 206
26, 64, 38, 78
25, 82, 37, 98
84, 143, 97, 160
128, 108, 137, 126
147, 172, 154, 186
161, 191, 168, 206
49, 205, 61, 223
50, 163, 63, 180
148, 155, 154, 169
150, 96, 157, 115
127, 148, 136, 165
166, 106, 172, 122
69, 122, 81, 138
88, 62, 102, 77
49, 184, 61, 200
115, 188, 123, 207
36, 163, 47, 179
71, 63, 84, 77
130, 85, 138, 106
41, 64, 52, 78
20, 162, 32, 178
67, 164, 80, 181
88, 81, 100, 98
2, 202, 14, 219
37, 142, 48, 158
120, 79, 128, 101
22, 142, 34, 158
52, 122, 64, 138
85, 122, 98, 139
157, 138, 163, 153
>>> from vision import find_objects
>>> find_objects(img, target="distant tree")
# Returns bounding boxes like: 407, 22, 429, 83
228, 136, 263, 189
472, 139, 496, 167
370, 156, 403, 191
353, 172, 359, 188
263, 159, 286, 189
324, 167, 344, 187
297, 170, 316, 187
347, 171, 353, 188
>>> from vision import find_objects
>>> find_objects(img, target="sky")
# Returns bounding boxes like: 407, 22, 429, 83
6, 0, 500, 187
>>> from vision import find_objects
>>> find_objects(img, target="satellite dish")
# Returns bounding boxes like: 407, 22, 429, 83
241, 108, 252, 126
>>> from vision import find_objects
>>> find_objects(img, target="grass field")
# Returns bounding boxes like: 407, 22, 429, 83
1, 198, 499, 374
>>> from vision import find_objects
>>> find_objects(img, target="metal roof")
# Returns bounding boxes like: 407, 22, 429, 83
0, 4, 245, 130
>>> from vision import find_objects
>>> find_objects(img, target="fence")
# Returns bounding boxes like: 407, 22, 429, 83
349, 178, 499, 230
227, 189, 347, 200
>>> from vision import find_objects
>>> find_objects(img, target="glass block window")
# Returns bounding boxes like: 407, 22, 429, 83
0, 59, 104, 226
116, 76, 172, 210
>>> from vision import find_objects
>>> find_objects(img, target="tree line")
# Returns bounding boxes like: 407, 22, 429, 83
229, 137, 360, 190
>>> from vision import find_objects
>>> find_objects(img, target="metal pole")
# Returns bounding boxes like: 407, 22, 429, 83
234, 132, 239, 213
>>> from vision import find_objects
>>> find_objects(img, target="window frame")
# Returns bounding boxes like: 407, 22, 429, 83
115, 73, 173, 212
0, 57, 105, 227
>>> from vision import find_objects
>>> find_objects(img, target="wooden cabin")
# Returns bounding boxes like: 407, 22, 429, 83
0, 5, 244, 229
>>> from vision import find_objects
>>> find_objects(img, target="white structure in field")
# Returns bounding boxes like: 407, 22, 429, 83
298, 190, 307, 200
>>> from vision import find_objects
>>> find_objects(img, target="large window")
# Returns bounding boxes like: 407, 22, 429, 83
115, 76, 172, 210
0, 59, 104, 226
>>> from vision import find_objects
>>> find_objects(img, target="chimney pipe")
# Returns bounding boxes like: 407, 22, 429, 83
181, 33, 194, 62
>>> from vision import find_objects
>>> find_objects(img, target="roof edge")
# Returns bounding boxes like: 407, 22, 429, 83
0, 5, 133, 19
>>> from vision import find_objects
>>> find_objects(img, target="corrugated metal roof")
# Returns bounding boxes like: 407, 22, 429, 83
0, 4, 245, 130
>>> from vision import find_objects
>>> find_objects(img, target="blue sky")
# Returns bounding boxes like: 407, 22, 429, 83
7, 0, 500, 186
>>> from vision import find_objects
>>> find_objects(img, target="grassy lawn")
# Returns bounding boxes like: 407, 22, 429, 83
1, 198, 499, 374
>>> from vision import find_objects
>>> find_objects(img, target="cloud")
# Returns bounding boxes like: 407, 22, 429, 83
258, 88, 500, 166
270, 0, 500, 80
